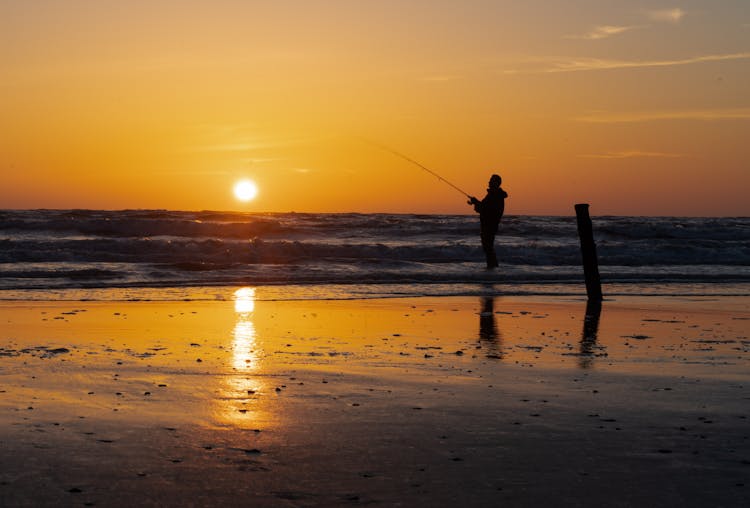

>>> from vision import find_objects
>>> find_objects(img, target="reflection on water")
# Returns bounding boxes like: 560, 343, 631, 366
579, 300, 602, 369
478, 296, 503, 359
214, 287, 266, 427
232, 288, 258, 371
232, 320, 259, 371
234, 287, 256, 314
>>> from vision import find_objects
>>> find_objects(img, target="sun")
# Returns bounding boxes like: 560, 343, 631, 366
233, 179, 258, 202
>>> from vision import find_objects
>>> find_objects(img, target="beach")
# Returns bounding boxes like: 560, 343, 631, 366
4, 0, 750, 505
1, 291, 749, 507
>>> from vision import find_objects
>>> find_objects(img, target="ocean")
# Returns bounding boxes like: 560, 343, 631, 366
1, 209, 748, 301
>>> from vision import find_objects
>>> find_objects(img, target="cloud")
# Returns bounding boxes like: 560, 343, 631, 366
186, 134, 313, 154
575, 108, 750, 123
505, 52, 750, 74
566, 25, 639, 40
193, 143, 273, 153
648, 8, 686, 23
152, 170, 231, 176
579, 151, 685, 159
565, 8, 684, 42
421, 74, 463, 82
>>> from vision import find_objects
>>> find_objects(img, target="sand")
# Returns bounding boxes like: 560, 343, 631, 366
1, 292, 749, 507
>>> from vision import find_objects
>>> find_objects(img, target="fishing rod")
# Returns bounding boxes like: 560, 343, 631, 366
369, 141, 471, 198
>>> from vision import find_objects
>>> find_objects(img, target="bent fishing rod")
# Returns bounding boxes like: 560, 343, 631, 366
369, 142, 472, 199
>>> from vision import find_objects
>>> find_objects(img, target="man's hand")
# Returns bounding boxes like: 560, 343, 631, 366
468, 196, 480, 205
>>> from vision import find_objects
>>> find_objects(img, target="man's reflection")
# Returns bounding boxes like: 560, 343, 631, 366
579, 299, 602, 369
478, 296, 502, 359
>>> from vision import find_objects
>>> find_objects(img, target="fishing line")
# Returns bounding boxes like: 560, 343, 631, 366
367, 141, 470, 198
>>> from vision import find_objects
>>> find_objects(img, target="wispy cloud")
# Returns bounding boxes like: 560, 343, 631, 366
579, 151, 685, 159
566, 25, 639, 40
152, 170, 231, 176
193, 142, 274, 153
185, 133, 313, 154
229, 158, 287, 171
505, 52, 750, 74
184, 123, 318, 155
566, 8, 684, 42
421, 74, 463, 82
648, 8, 686, 23
576, 108, 750, 123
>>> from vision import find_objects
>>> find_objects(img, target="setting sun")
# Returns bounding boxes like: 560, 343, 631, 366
233, 179, 258, 202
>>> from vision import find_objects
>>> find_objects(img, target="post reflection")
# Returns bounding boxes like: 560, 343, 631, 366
215, 287, 265, 427
578, 299, 602, 369
478, 296, 503, 359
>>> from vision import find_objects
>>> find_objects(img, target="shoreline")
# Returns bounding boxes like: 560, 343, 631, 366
3, 280, 750, 304
1, 294, 749, 506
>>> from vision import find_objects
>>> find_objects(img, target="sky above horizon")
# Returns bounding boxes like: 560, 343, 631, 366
1, 0, 749, 215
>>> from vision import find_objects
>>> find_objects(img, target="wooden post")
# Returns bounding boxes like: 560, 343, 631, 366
574, 204, 603, 301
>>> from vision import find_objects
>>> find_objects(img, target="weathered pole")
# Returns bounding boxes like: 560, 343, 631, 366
574, 203, 603, 301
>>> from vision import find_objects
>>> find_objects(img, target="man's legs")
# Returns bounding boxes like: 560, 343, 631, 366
480, 229, 498, 268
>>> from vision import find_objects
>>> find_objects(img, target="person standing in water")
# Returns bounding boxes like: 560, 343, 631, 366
468, 174, 508, 269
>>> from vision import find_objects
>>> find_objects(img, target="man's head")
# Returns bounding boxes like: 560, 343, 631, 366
489, 174, 502, 189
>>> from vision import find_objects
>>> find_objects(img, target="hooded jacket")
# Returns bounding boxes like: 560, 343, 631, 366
473, 187, 508, 231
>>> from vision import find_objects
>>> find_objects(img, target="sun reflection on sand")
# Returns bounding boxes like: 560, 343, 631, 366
234, 287, 256, 314
213, 287, 267, 427
232, 288, 258, 371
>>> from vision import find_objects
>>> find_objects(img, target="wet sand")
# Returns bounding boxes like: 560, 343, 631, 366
1, 293, 749, 507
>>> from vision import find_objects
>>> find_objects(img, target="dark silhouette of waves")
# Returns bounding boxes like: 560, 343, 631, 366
1, 210, 748, 290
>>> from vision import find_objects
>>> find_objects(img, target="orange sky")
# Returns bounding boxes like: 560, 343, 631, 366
2, 1, 749, 215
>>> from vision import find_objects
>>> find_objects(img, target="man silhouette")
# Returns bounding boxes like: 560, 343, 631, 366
468, 174, 508, 269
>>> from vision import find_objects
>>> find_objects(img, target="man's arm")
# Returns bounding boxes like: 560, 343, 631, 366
468, 196, 482, 213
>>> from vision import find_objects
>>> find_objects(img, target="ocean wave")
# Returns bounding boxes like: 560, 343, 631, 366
1, 210, 748, 290
2, 262, 749, 292
1, 268, 125, 280
1, 236, 746, 267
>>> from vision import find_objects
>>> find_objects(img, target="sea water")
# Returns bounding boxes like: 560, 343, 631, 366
1, 209, 748, 300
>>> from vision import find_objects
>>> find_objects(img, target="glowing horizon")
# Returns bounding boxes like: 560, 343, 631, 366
1, 1, 749, 216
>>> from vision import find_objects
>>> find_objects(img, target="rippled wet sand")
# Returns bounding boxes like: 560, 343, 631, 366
1, 294, 749, 507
